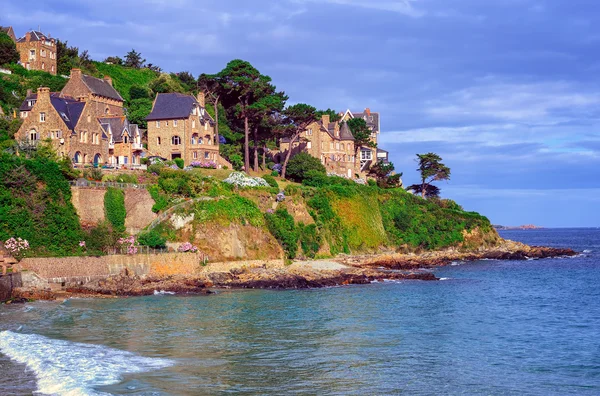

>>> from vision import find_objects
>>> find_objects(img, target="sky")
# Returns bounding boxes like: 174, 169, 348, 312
2, 0, 600, 227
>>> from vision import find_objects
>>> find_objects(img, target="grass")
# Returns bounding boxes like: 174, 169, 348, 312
93, 62, 158, 102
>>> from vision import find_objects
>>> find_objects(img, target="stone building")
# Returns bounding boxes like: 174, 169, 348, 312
0, 26, 16, 42
146, 92, 223, 166
15, 68, 141, 166
15, 30, 57, 75
340, 108, 388, 170
279, 114, 358, 178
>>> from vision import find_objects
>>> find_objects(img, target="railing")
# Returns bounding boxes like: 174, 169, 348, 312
132, 142, 143, 150
69, 180, 148, 190
104, 246, 209, 263
108, 142, 115, 149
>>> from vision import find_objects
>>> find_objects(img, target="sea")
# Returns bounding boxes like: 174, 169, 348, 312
0, 228, 599, 395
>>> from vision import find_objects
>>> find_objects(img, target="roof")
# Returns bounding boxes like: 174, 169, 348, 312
352, 110, 380, 133
81, 74, 123, 101
98, 116, 139, 142
16, 30, 50, 43
339, 122, 355, 141
19, 92, 63, 111
146, 93, 203, 121
50, 96, 85, 131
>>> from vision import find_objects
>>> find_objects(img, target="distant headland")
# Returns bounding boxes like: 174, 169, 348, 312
493, 224, 545, 230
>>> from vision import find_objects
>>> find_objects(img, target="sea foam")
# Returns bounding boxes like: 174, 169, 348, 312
0, 330, 174, 395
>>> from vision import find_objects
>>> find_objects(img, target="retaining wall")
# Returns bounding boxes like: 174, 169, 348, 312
0, 273, 23, 301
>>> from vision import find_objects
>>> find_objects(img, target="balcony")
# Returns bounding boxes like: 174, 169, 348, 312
108, 142, 115, 149
132, 142, 143, 150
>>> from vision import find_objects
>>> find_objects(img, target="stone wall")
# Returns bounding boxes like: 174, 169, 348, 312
124, 189, 157, 234
17, 254, 284, 287
0, 273, 23, 302
71, 187, 106, 225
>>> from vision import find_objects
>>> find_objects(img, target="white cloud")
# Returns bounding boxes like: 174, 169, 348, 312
291, 0, 424, 17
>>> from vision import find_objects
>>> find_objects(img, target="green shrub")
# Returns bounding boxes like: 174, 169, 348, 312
174, 157, 184, 169
148, 184, 169, 213
194, 196, 264, 227
298, 223, 320, 258
302, 170, 329, 187
140, 157, 149, 165
138, 229, 167, 248
262, 174, 279, 189
270, 170, 279, 177
286, 152, 326, 182
147, 163, 164, 175
265, 208, 298, 259
84, 221, 121, 255
104, 187, 126, 233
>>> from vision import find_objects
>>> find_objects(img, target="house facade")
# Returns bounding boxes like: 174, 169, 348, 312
15, 68, 142, 166
341, 108, 388, 170
279, 114, 358, 178
146, 92, 222, 166
15, 30, 57, 75
0, 26, 16, 42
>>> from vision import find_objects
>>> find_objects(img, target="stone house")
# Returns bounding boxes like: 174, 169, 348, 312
279, 114, 358, 178
15, 30, 57, 75
15, 68, 141, 166
0, 26, 16, 42
146, 92, 223, 166
341, 108, 388, 170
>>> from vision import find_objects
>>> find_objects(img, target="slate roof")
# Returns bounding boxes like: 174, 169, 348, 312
98, 116, 140, 142
50, 96, 85, 131
16, 30, 49, 42
19, 92, 63, 112
146, 93, 214, 123
146, 93, 197, 121
339, 122, 355, 141
81, 74, 123, 101
352, 110, 380, 133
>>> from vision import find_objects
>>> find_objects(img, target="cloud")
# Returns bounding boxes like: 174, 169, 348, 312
291, 0, 424, 17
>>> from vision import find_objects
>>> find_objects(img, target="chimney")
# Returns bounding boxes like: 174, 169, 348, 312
37, 87, 51, 102
321, 114, 330, 126
70, 68, 82, 80
103, 75, 113, 86
365, 108, 371, 116
25, 31, 31, 41
197, 91, 206, 107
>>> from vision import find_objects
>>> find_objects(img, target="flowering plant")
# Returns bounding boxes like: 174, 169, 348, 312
190, 161, 217, 169
3, 237, 29, 260
118, 235, 138, 255
223, 172, 269, 188
79, 241, 87, 248
276, 191, 286, 202
178, 242, 199, 253
266, 209, 274, 214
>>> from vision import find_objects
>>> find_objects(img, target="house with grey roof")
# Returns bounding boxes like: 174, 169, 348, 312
341, 108, 388, 169
146, 92, 226, 167
15, 29, 57, 74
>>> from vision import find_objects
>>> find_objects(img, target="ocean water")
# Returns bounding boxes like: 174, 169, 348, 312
1, 228, 599, 395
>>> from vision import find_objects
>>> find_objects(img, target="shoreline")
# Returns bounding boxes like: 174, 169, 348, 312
7, 239, 577, 302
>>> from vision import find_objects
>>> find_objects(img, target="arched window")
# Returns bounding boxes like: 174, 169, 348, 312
172, 136, 181, 145
205, 135, 211, 145
29, 130, 38, 141
105, 107, 110, 115
191, 133, 199, 144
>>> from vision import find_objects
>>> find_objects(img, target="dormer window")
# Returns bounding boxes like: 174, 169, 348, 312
192, 107, 197, 115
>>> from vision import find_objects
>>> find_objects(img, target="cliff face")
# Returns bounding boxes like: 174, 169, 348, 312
150, 187, 499, 261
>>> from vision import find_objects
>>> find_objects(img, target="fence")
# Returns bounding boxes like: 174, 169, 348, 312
70, 180, 148, 190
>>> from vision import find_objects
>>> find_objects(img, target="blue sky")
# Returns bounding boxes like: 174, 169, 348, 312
2, 0, 600, 227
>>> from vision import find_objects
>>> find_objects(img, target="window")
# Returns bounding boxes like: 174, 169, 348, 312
174, 120, 178, 127
124, 136, 128, 144
166, 120, 168, 126
105, 107, 109, 115
198, 137, 203, 144
41, 49, 46, 57
192, 120, 196, 129
40, 112, 46, 122
172, 136, 181, 145
336, 142, 340, 150
204, 122, 208, 131
307, 128, 313, 136
330, 142, 334, 149
192, 107, 197, 115
42, 63, 45, 69
191, 134, 198, 144
307, 141, 312, 149
29, 130, 38, 141
341, 143, 345, 151
157, 137, 161, 145
361, 150, 373, 161
204, 151, 210, 159
57, 130, 62, 139
87, 114, 91, 123
156, 121, 160, 128
193, 151, 198, 159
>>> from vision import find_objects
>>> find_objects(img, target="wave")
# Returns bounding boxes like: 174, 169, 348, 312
0, 330, 174, 395
153, 290, 176, 295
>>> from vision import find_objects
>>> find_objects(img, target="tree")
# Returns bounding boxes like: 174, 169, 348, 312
198, 73, 225, 155
218, 60, 276, 172
175, 71, 195, 91
146, 63, 162, 73
368, 161, 403, 189
316, 108, 341, 122
247, 91, 287, 172
407, 183, 440, 198
104, 56, 123, 65
412, 153, 450, 198
347, 117, 376, 171
56, 39, 79, 76
0, 32, 19, 66
126, 98, 153, 129
124, 49, 145, 69
278, 103, 318, 180
286, 152, 326, 182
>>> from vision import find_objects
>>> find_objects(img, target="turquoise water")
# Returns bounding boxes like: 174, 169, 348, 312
1, 229, 599, 395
